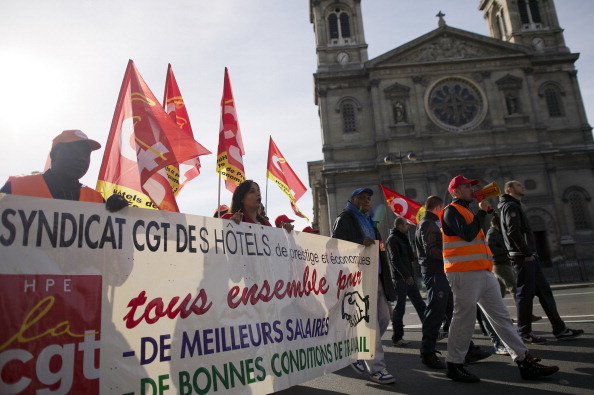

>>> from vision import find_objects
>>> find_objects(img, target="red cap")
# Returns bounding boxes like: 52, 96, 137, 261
213, 204, 229, 217
275, 214, 295, 227
52, 130, 101, 151
302, 226, 319, 234
448, 175, 479, 194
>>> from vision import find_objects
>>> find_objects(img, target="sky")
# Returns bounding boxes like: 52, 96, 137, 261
1, 0, 593, 231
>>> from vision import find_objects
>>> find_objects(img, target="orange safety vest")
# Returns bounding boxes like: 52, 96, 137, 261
10, 174, 104, 203
439, 202, 493, 273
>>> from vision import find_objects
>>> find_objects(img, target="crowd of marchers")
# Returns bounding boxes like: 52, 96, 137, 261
2, 130, 583, 386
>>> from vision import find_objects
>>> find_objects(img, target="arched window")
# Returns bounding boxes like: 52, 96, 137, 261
328, 14, 338, 39
539, 82, 565, 118
566, 189, 591, 230
518, 0, 542, 28
544, 87, 562, 117
327, 8, 351, 44
342, 102, 357, 133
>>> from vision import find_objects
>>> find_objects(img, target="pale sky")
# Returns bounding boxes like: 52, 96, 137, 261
1, 0, 592, 230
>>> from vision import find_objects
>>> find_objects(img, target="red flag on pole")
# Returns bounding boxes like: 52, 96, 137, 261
380, 184, 424, 225
97, 60, 210, 211
163, 64, 201, 195
216, 68, 245, 192
266, 137, 308, 219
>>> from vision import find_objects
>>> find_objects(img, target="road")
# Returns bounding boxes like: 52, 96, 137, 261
275, 283, 594, 395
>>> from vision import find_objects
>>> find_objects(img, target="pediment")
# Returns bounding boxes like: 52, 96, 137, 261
368, 26, 532, 67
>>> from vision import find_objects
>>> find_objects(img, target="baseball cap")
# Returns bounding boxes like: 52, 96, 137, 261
52, 130, 101, 151
350, 187, 373, 200
213, 204, 229, 217
448, 175, 479, 194
275, 214, 295, 227
302, 226, 320, 234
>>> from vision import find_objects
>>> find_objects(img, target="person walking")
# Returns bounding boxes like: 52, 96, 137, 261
387, 216, 426, 346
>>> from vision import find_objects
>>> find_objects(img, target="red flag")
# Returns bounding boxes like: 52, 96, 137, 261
216, 68, 245, 192
97, 60, 210, 211
163, 64, 201, 194
267, 137, 308, 220
380, 184, 424, 225
267, 137, 307, 201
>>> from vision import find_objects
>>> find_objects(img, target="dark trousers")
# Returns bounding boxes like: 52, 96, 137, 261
513, 257, 565, 335
392, 278, 426, 341
420, 272, 451, 355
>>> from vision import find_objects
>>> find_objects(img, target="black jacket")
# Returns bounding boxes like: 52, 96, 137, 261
497, 194, 536, 258
387, 228, 415, 280
486, 226, 510, 265
332, 209, 397, 301
415, 210, 444, 274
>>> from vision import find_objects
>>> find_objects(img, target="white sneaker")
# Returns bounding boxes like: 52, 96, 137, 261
370, 369, 396, 384
351, 360, 366, 375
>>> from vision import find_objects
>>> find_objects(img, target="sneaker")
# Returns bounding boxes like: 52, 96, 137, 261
446, 362, 480, 383
351, 360, 366, 375
521, 332, 547, 344
393, 338, 411, 347
517, 353, 559, 380
369, 368, 396, 384
494, 345, 510, 355
531, 314, 542, 322
421, 351, 446, 369
555, 328, 584, 341
437, 330, 448, 341
465, 347, 491, 364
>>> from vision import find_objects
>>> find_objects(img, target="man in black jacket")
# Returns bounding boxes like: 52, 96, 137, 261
498, 180, 583, 343
415, 195, 450, 369
332, 187, 396, 385
387, 216, 426, 346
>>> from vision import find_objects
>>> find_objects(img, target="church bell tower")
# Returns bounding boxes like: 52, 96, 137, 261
479, 0, 569, 53
309, 0, 368, 71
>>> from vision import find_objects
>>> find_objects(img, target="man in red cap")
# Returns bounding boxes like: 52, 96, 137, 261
1, 130, 127, 211
275, 214, 295, 232
440, 175, 558, 383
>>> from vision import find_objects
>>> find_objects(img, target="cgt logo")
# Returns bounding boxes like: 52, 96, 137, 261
341, 291, 370, 327
0, 275, 102, 394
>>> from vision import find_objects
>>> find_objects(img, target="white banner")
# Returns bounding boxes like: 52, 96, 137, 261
0, 195, 379, 395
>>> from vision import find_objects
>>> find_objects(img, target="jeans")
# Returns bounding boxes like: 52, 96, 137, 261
392, 278, 426, 341
513, 257, 565, 335
420, 272, 451, 356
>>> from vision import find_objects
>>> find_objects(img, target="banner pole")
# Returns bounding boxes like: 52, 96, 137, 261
217, 170, 222, 216
265, 177, 269, 216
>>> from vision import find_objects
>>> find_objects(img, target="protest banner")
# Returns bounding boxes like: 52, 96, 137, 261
0, 194, 378, 394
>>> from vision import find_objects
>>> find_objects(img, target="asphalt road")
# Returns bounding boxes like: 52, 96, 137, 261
275, 283, 594, 395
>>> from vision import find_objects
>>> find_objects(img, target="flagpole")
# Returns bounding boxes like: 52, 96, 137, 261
265, 177, 269, 217
217, 170, 222, 216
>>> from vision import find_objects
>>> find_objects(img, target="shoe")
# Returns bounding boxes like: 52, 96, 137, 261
446, 362, 480, 383
437, 330, 448, 341
465, 347, 491, 364
555, 328, 584, 341
421, 351, 446, 369
351, 360, 366, 375
494, 345, 510, 355
531, 314, 542, 322
393, 338, 411, 347
369, 368, 396, 384
521, 332, 547, 344
517, 353, 559, 380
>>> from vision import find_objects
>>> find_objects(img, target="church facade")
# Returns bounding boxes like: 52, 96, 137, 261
308, 0, 594, 263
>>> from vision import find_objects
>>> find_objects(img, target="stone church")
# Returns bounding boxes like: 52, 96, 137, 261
307, 0, 594, 263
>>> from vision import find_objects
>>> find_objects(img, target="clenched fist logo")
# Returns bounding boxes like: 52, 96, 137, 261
341, 291, 370, 327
